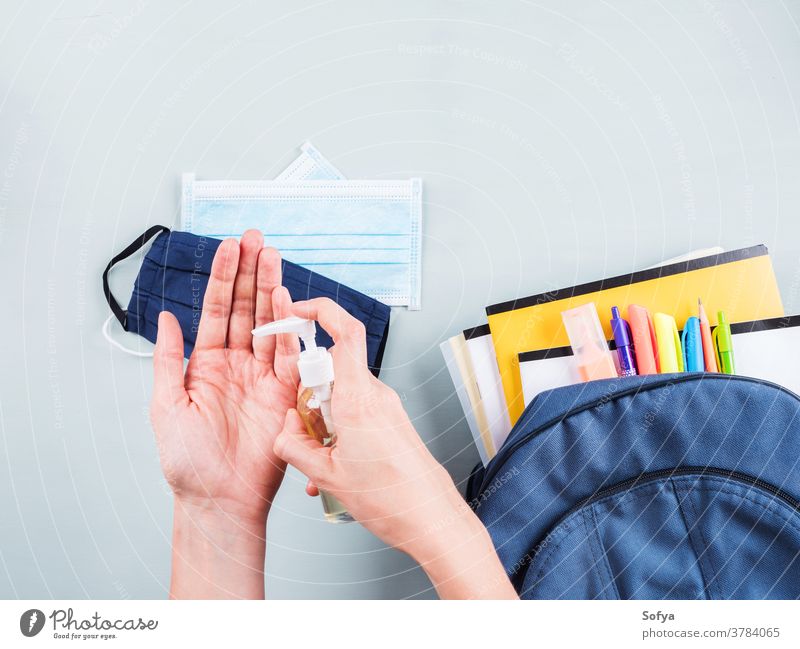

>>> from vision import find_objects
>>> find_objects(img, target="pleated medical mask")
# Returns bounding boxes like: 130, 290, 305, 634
101, 227, 391, 376
276, 141, 345, 181
181, 174, 423, 310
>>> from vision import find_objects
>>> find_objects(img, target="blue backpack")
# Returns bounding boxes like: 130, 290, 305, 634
466, 374, 800, 599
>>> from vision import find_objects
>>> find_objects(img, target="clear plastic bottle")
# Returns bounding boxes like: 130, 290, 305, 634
251, 316, 353, 524
296, 386, 352, 523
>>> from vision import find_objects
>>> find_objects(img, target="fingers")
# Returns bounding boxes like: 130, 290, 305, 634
194, 238, 239, 351
273, 409, 330, 483
272, 286, 300, 382
305, 480, 320, 497
253, 246, 282, 363
152, 311, 189, 411
227, 230, 263, 350
290, 298, 369, 386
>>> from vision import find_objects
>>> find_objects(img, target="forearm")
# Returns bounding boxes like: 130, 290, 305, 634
408, 489, 518, 600
170, 499, 267, 599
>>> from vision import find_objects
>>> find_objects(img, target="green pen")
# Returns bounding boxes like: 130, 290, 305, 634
712, 310, 736, 374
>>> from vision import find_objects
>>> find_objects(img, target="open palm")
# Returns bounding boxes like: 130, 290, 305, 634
150, 231, 299, 522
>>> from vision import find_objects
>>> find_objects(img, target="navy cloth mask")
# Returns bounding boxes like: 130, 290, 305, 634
102, 226, 391, 376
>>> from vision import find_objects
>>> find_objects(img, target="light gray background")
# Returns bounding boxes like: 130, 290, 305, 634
1, 0, 799, 599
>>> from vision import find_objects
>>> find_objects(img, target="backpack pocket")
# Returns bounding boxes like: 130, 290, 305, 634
522, 469, 800, 599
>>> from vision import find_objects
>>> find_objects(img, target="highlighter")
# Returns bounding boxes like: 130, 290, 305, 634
681, 316, 704, 372
610, 306, 637, 376
713, 310, 736, 374
697, 298, 718, 372
653, 313, 685, 374
628, 305, 659, 375
561, 303, 617, 382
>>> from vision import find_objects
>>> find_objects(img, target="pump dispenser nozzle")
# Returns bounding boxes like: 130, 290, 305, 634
252, 316, 317, 350
252, 317, 333, 393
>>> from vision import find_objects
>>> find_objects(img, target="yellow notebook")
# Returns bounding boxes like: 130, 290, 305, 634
486, 245, 784, 424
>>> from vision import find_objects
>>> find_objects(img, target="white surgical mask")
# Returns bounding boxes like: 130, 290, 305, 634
181, 173, 423, 309
276, 141, 345, 181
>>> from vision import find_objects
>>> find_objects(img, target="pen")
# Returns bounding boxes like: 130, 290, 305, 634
697, 298, 718, 372
681, 316, 704, 372
628, 305, 659, 374
610, 306, 637, 376
653, 313, 685, 373
713, 310, 736, 374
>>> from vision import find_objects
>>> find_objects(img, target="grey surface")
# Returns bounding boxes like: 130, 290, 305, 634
1, 0, 799, 599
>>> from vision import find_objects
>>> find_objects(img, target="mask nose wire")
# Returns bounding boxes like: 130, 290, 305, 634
102, 314, 155, 358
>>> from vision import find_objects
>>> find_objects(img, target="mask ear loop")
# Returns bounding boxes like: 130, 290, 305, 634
102, 314, 154, 358
102, 225, 170, 358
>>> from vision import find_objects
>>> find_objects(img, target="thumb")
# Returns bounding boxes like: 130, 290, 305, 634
274, 409, 330, 484
153, 311, 189, 410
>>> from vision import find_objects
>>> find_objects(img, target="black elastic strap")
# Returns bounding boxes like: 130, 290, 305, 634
103, 225, 170, 329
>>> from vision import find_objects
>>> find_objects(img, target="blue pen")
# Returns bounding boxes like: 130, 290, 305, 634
610, 306, 637, 376
681, 316, 704, 372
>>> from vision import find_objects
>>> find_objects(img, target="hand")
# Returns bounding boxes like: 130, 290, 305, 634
273, 298, 517, 599
150, 229, 300, 598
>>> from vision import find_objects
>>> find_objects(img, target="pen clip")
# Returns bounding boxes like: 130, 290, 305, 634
712, 325, 721, 373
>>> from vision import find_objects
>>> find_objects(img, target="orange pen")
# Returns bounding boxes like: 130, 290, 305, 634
698, 298, 718, 372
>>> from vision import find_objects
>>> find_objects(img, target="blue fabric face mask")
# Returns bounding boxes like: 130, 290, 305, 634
181, 174, 423, 310
102, 226, 391, 376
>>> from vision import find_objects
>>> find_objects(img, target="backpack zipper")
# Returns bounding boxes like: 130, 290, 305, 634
563, 466, 800, 518
478, 373, 800, 495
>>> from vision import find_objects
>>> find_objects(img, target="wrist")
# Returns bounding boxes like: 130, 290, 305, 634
170, 498, 267, 599
403, 484, 517, 600
404, 490, 483, 566
174, 494, 269, 530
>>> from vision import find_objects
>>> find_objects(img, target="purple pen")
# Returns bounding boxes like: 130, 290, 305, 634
610, 306, 638, 377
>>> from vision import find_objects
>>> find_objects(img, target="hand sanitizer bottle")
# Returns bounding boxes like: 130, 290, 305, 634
251, 316, 353, 523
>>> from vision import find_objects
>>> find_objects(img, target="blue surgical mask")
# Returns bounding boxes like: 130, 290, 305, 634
276, 141, 345, 181
181, 174, 423, 310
